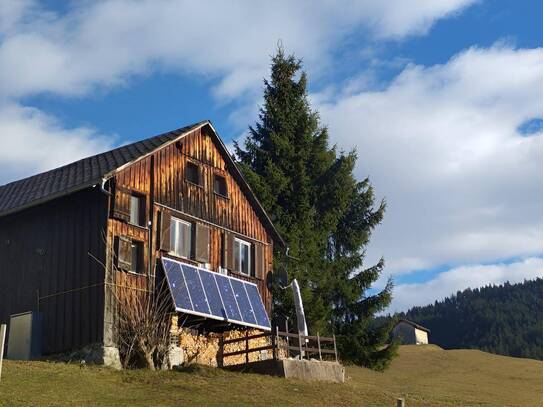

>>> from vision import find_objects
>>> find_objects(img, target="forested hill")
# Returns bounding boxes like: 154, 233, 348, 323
399, 278, 543, 360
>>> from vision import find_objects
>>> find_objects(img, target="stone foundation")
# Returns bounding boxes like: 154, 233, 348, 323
47, 343, 122, 370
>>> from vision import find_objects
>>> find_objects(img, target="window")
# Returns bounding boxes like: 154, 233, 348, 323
170, 217, 192, 259
130, 241, 144, 274
213, 174, 228, 197
117, 236, 132, 270
185, 162, 201, 185
234, 238, 251, 275
116, 237, 144, 274
129, 194, 145, 226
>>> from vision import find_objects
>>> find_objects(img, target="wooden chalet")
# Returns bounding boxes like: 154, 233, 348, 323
0, 121, 284, 362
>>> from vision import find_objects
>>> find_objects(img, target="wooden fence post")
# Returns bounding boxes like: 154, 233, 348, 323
298, 333, 303, 360
333, 333, 338, 363
245, 330, 249, 366
0, 324, 6, 382
317, 332, 322, 361
218, 333, 224, 368
273, 326, 279, 361
397, 397, 405, 407
285, 319, 290, 359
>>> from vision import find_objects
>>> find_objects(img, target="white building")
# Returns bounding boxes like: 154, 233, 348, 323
392, 319, 430, 345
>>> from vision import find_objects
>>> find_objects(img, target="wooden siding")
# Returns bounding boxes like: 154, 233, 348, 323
108, 126, 274, 313
0, 188, 108, 355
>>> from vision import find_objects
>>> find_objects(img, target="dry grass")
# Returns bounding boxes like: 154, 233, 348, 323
1, 345, 541, 406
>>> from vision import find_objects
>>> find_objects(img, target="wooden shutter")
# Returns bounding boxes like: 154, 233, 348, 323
115, 236, 132, 271
253, 243, 265, 279
224, 232, 235, 270
194, 223, 210, 263
112, 186, 131, 222
159, 211, 172, 252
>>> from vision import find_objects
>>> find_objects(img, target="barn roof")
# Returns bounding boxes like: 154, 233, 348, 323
0, 121, 284, 246
397, 319, 430, 333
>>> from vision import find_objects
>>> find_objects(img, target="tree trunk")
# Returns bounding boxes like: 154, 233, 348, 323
144, 351, 155, 370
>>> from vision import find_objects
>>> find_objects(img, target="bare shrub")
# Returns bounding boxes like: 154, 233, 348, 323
110, 278, 173, 370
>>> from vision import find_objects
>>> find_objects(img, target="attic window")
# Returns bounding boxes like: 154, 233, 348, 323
213, 174, 228, 197
129, 194, 145, 226
186, 162, 202, 186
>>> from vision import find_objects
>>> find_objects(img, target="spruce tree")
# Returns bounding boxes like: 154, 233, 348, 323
235, 48, 397, 369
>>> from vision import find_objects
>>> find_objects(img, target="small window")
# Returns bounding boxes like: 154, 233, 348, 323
129, 194, 145, 226
117, 236, 132, 271
130, 241, 144, 274
185, 162, 201, 186
116, 237, 144, 274
213, 175, 228, 197
234, 238, 251, 276
170, 217, 192, 259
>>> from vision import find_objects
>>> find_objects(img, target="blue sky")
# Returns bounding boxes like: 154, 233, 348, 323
2, 0, 543, 311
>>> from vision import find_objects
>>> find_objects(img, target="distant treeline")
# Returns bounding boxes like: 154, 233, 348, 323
396, 278, 543, 360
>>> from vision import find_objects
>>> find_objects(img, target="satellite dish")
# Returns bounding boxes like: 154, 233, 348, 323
275, 268, 288, 287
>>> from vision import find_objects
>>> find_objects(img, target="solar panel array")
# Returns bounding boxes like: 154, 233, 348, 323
162, 257, 271, 331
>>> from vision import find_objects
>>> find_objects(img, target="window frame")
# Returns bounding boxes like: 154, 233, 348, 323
116, 236, 145, 275
233, 237, 252, 276
185, 161, 202, 187
213, 174, 228, 198
169, 216, 193, 260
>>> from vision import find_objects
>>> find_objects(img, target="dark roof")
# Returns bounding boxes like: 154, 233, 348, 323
0, 120, 284, 246
397, 319, 430, 333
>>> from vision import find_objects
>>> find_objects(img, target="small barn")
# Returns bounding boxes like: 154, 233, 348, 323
392, 319, 430, 345
0, 121, 284, 367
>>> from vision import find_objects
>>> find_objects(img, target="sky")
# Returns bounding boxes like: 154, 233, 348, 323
1, 0, 543, 313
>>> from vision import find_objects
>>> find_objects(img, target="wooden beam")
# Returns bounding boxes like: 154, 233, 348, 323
0, 324, 6, 382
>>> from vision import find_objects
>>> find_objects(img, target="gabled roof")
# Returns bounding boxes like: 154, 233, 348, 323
0, 120, 284, 246
396, 319, 430, 333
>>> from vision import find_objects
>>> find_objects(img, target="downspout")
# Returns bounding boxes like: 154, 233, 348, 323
99, 178, 112, 196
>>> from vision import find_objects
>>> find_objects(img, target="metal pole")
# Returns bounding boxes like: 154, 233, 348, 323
298, 332, 303, 360
0, 324, 6, 382
317, 332, 322, 361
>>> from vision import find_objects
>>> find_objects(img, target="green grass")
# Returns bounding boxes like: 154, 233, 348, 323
1, 345, 542, 406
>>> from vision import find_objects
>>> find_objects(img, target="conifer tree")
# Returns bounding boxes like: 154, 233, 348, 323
235, 48, 397, 369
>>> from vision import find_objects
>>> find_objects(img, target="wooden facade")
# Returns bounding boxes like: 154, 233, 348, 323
0, 122, 281, 357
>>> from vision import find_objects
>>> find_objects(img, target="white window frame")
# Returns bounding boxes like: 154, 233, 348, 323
170, 217, 192, 259
234, 237, 252, 276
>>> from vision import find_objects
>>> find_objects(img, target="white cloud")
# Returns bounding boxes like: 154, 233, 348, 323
0, 103, 115, 184
316, 45, 543, 306
389, 257, 543, 312
0, 0, 474, 186
0, 0, 476, 101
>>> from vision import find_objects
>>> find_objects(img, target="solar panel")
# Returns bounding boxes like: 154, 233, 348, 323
230, 278, 257, 325
162, 257, 271, 331
245, 283, 271, 328
181, 265, 210, 315
198, 268, 226, 319
163, 259, 193, 312
214, 274, 243, 322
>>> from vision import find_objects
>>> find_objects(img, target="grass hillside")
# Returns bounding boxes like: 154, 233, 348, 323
1, 345, 542, 406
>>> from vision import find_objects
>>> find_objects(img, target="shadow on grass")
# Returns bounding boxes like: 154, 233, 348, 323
173, 364, 230, 378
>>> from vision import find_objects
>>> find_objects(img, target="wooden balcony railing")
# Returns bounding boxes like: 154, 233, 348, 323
218, 327, 339, 367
